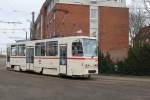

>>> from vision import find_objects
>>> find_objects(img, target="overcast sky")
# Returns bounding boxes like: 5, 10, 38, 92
0, 0, 45, 53
0, 0, 131, 53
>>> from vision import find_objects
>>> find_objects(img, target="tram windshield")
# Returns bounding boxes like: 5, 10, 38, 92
83, 39, 97, 57
72, 39, 97, 57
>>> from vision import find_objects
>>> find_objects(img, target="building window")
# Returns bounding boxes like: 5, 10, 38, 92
18, 44, 26, 56
90, 19, 97, 27
90, 0, 97, 4
74, 0, 81, 3
47, 0, 55, 14
11, 45, 17, 56
72, 42, 83, 56
90, 28, 97, 37
35, 42, 45, 56
46, 41, 58, 56
90, 9, 97, 19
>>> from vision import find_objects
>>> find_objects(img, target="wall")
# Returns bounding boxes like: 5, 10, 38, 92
56, 0, 126, 7
44, 3, 90, 38
99, 6, 129, 62
32, 3, 129, 62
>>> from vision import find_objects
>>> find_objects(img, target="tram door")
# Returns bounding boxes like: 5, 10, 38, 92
59, 44, 67, 75
26, 47, 34, 70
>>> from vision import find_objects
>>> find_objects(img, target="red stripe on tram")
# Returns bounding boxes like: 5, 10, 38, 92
67, 58, 97, 60
10, 57, 97, 60
34, 57, 97, 60
34, 57, 59, 59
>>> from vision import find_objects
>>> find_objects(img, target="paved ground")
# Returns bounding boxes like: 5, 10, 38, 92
0, 57, 150, 100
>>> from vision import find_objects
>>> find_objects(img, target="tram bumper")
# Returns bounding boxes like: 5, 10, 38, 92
82, 61, 98, 75
85, 68, 98, 75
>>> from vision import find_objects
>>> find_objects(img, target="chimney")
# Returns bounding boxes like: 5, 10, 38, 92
30, 12, 35, 40
32, 12, 35, 24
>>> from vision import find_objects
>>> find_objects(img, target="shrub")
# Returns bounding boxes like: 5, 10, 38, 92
98, 52, 115, 74
117, 44, 150, 75
99, 44, 150, 76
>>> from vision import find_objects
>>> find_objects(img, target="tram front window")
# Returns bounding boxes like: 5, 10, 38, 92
72, 39, 97, 57
72, 41, 83, 57
83, 39, 97, 57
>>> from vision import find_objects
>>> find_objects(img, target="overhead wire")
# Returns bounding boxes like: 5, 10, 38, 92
0, 28, 29, 31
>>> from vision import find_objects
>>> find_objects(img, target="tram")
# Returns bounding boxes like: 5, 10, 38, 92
6, 36, 98, 77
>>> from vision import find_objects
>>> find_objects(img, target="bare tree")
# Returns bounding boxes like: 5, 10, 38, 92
144, 0, 150, 15
129, 9, 146, 46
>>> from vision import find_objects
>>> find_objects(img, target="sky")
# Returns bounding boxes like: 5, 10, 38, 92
0, 0, 45, 53
0, 0, 131, 54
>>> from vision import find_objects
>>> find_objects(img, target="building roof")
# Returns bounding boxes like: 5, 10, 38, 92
138, 26, 150, 37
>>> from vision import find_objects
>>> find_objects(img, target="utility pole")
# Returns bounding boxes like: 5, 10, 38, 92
0, 48, 2, 55
22, 29, 28, 40
26, 31, 28, 40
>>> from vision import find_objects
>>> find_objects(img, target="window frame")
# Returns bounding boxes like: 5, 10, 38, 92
90, 8, 98, 19
35, 42, 45, 56
18, 44, 26, 56
46, 41, 58, 56
72, 41, 84, 57
11, 45, 17, 56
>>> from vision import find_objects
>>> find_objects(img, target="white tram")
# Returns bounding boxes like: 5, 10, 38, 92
6, 36, 98, 77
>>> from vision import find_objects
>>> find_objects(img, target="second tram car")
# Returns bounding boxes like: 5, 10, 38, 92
6, 36, 98, 77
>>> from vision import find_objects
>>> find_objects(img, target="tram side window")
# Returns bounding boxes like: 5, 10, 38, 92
46, 41, 58, 56
35, 42, 45, 56
11, 45, 17, 56
18, 44, 25, 56
72, 42, 83, 56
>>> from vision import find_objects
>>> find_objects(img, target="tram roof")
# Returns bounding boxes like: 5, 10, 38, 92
8, 36, 96, 46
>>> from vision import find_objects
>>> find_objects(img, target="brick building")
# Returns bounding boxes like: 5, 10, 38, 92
31, 0, 129, 62
133, 26, 150, 48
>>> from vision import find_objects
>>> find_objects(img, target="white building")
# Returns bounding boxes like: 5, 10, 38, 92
50, 0, 126, 7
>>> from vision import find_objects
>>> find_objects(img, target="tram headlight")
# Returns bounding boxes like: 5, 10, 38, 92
82, 63, 97, 68
85, 64, 90, 68
82, 63, 88, 67
85, 64, 98, 68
